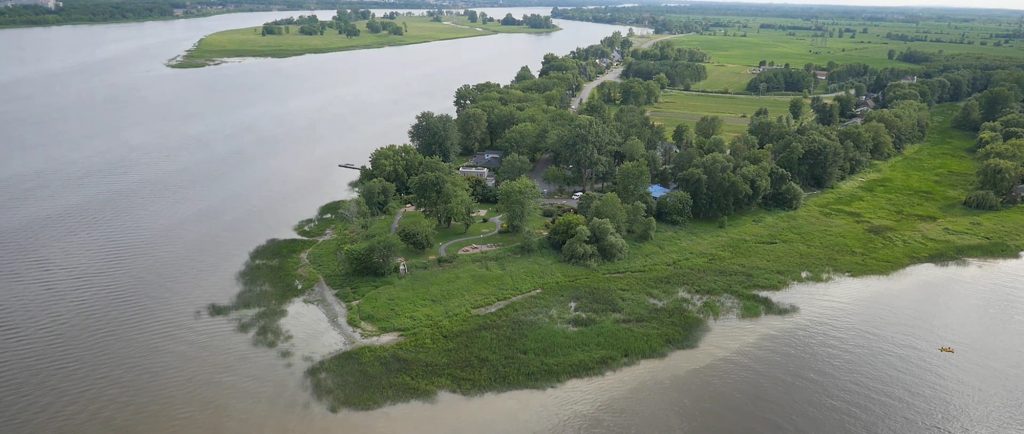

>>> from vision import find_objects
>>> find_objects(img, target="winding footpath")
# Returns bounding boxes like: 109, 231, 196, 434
438, 215, 503, 256
572, 33, 691, 111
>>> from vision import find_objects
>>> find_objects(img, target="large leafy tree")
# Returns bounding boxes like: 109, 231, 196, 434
497, 153, 533, 182
358, 178, 395, 216
496, 177, 540, 233
362, 144, 424, 194
410, 172, 475, 227
409, 111, 459, 162
554, 116, 614, 191
456, 108, 489, 154
614, 161, 651, 206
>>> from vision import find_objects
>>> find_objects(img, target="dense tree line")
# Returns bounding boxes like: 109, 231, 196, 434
953, 77, 1024, 209
746, 68, 814, 93
551, 6, 705, 35
621, 42, 709, 89
0, 0, 428, 26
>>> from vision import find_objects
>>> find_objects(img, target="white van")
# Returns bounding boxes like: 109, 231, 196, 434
571, 192, 583, 200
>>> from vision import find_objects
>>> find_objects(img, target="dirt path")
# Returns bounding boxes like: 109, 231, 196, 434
438, 215, 503, 256
389, 208, 405, 234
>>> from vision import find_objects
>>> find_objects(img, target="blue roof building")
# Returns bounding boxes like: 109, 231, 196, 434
648, 184, 670, 199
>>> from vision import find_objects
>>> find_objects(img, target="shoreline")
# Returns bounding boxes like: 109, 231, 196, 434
168, 19, 560, 68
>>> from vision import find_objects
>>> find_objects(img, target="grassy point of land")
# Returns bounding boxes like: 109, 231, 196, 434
169, 16, 558, 68
301, 104, 1024, 410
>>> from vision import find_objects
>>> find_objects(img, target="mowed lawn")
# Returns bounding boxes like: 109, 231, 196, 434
648, 90, 797, 137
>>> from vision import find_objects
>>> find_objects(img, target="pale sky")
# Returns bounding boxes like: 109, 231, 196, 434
684, 0, 1024, 11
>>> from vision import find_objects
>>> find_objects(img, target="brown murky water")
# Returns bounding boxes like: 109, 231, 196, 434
2, 9, 1022, 433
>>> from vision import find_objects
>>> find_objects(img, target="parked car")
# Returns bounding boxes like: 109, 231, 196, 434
571, 191, 583, 200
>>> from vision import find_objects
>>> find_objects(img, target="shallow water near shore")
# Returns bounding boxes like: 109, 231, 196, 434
2, 7, 1024, 434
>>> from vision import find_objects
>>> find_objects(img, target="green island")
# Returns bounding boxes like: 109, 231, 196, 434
212, 4, 1024, 411
170, 9, 559, 68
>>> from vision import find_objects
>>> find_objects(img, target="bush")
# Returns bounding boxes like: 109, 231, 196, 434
397, 219, 435, 250
437, 254, 458, 265
655, 191, 693, 224
964, 190, 1002, 210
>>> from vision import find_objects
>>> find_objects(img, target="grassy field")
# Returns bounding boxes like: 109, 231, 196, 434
674, 24, 1024, 93
648, 91, 801, 137
690, 63, 754, 92
170, 16, 557, 68
299, 105, 1024, 410
677, 27, 1024, 69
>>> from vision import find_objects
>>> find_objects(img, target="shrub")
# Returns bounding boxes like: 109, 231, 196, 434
655, 191, 693, 224
397, 218, 435, 251
964, 190, 1002, 210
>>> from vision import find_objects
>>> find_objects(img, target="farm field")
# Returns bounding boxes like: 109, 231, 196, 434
648, 91, 799, 137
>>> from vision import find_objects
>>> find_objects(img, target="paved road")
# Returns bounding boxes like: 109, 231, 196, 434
438, 215, 503, 256
572, 33, 691, 111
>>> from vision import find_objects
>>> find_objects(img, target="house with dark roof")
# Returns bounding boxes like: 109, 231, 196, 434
466, 150, 504, 170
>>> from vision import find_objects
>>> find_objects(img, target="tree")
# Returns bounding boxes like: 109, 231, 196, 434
409, 111, 459, 162
456, 108, 488, 154
655, 191, 693, 224
548, 213, 586, 249
953, 99, 982, 131
788, 97, 806, 121
672, 123, 694, 148
887, 48, 896, 60
397, 217, 435, 250
561, 226, 598, 265
366, 19, 382, 33
978, 158, 1021, 197
497, 153, 533, 182
466, 9, 478, 23
410, 172, 475, 227
695, 116, 723, 139
590, 192, 627, 232
497, 177, 540, 233
556, 116, 614, 190
621, 137, 646, 163
588, 218, 628, 261
514, 65, 535, 83
344, 234, 400, 276
358, 178, 395, 216
614, 161, 651, 206
362, 144, 425, 194
978, 87, 1021, 123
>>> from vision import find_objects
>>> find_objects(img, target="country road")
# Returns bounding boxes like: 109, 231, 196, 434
571, 33, 691, 111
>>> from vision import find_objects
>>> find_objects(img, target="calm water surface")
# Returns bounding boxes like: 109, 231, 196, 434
1, 9, 1022, 434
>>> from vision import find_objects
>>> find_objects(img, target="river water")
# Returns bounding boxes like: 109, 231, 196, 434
1, 9, 1022, 434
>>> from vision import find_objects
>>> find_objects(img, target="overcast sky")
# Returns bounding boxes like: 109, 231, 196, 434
685, 0, 1024, 11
